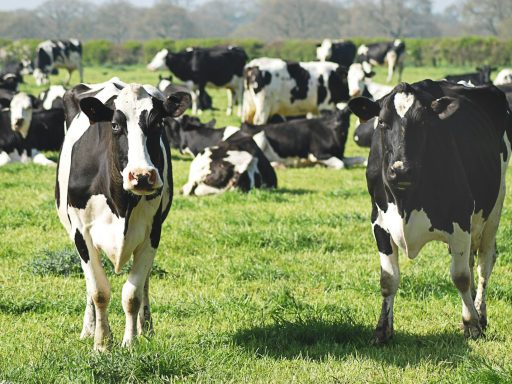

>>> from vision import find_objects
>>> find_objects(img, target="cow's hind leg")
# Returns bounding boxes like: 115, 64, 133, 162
449, 233, 482, 339
122, 239, 156, 347
65, 69, 74, 85
80, 294, 96, 339
226, 88, 233, 116
474, 240, 497, 330
373, 222, 399, 344
137, 272, 154, 336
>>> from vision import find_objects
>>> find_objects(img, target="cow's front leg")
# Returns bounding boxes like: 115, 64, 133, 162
474, 238, 497, 330
137, 273, 154, 337
76, 231, 112, 351
374, 224, 399, 344
226, 89, 233, 115
449, 234, 482, 339
122, 240, 156, 347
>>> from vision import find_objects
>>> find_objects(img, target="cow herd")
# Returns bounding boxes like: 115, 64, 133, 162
2, 38, 512, 350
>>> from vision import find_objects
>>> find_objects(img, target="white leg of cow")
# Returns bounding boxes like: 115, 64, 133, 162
122, 240, 155, 347
32, 151, 56, 166
317, 156, 345, 169
137, 273, 153, 336
65, 69, 73, 85
79, 63, 84, 83
474, 241, 496, 330
226, 89, 233, 116
254, 103, 271, 125
191, 90, 198, 115
375, 239, 399, 344
386, 51, 397, 83
0, 151, 11, 166
78, 242, 112, 351
449, 234, 481, 339
235, 84, 243, 117
80, 294, 96, 339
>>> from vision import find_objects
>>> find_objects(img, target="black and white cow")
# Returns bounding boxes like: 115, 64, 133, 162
241, 107, 353, 169
495, 68, 512, 85
39, 85, 66, 110
182, 132, 277, 196
0, 60, 33, 91
242, 58, 349, 124
56, 78, 190, 350
148, 45, 247, 115
316, 39, 357, 67
164, 114, 239, 156
347, 63, 393, 99
348, 80, 511, 344
355, 40, 406, 83
34, 39, 83, 86
444, 66, 496, 86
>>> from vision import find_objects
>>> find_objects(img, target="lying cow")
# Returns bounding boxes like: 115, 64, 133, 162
444, 66, 496, 85
148, 46, 247, 115
356, 40, 406, 82
241, 107, 352, 169
56, 78, 190, 351
316, 39, 356, 67
348, 80, 511, 344
243, 57, 349, 124
182, 133, 277, 196
34, 39, 83, 85
164, 114, 239, 156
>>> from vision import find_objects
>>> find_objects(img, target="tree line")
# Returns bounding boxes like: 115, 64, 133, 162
0, 0, 510, 42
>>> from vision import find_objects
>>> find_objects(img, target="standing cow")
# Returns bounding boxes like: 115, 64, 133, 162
348, 80, 511, 343
316, 39, 357, 67
147, 46, 247, 115
56, 78, 190, 350
34, 39, 83, 86
356, 40, 405, 83
242, 58, 349, 124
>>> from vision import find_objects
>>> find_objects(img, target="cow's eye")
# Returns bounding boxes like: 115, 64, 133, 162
112, 122, 121, 133
378, 119, 390, 130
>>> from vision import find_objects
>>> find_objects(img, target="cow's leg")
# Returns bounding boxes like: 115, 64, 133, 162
449, 234, 482, 339
122, 240, 156, 347
65, 69, 74, 85
79, 63, 83, 83
235, 82, 243, 117
76, 232, 112, 351
474, 240, 496, 330
137, 272, 153, 336
81, 294, 96, 339
316, 156, 345, 169
397, 60, 404, 82
469, 250, 476, 299
374, 223, 399, 344
0, 151, 11, 166
226, 88, 233, 116
386, 51, 397, 83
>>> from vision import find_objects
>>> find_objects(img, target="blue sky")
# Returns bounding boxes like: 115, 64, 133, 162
0, 0, 458, 12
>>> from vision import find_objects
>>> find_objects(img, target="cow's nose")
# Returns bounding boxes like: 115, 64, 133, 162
15, 118, 24, 128
388, 161, 412, 185
129, 169, 158, 189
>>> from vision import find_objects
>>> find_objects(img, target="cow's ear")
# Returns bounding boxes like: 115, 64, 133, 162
164, 92, 191, 117
431, 97, 459, 120
348, 97, 380, 121
80, 97, 114, 124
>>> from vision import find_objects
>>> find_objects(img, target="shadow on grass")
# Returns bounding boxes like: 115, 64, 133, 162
273, 188, 314, 196
233, 318, 470, 367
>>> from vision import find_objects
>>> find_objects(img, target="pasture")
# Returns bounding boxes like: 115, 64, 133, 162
1, 65, 512, 383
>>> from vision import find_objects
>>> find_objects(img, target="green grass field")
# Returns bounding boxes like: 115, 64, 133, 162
1, 65, 512, 383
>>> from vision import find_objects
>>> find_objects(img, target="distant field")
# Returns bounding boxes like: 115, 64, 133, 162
1, 65, 512, 383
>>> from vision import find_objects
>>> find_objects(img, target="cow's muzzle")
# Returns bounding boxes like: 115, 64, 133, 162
126, 168, 162, 195
387, 160, 414, 191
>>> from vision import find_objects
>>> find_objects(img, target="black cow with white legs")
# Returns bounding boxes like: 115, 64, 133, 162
316, 39, 357, 67
56, 78, 190, 351
148, 46, 247, 115
348, 80, 511, 344
356, 40, 406, 83
182, 133, 277, 196
34, 39, 83, 86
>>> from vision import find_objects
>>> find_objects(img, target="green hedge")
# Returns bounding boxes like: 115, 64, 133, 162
2, 37, 511, 67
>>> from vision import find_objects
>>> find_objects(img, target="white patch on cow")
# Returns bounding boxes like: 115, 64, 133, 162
182, 148, 215, 196
10, 92, 33, 138
392, 160, 404, 170
494, 68, 512, 85
32, 151, 56, 166
156, 78, 171, 92
316, 39, 332, 62
40, 85, 66, 110
457, 80, 475, 87
357, 45, 369, 56
114, 84, 163, 192
0, 151, 11, 166
393, 39, 402, 47
222, 126, 240, 140
393, 92, 415, 118
252, 131, 285, 164
348, 63, 366, 97
225, 150, 254, 174
318, 156, 345, 169
147, 49, 168, 71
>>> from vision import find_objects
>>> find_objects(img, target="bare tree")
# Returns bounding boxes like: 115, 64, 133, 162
93, 1, 138, 43
462, 0, 512, 36
36, 0, 92, 39
140, 2, 198, 39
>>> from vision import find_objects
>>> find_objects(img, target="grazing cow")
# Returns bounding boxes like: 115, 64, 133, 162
348, 80, 511, 344
444, 66, 496, 86
494, 68, 512, 85
242, 58, 349, 124
348, 63, 393, 99
164, 114, 239, 156
56, 78, 190, 351
356, 40, 406, 82
148, 46, 247, 115
33, 39, 83, 86
182, 133, 277, 196
316, 39, 357, 67
241, 107, 352, 169
39, 85, 66, 110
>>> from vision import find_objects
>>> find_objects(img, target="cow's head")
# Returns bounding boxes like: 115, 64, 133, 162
0, 73, 21, 92
348, 63, 375, 97
244, 66, 272, 93
476, 65, 497, 84
20, 59, 34, 75
10, 92, 37, 138
33, 68, 49, 86
80, 83, 190, 195
316, 39, 332, 61
147, 49, 169, 71
349, 82, 460, 192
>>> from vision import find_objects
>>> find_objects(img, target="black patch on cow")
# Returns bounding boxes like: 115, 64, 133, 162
236, 172, 251, 192
286, 62, 310, 103
205, 160, 235, 188
374, 225, 392, 255
328, 70, 349, 104
138, 110, 149, 135
150, 206, 162, 249
317, 75, 327, 105
74, 229, 89, 263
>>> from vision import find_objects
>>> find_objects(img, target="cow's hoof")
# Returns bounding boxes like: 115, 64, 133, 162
463, 321, 483, 340
374, 327, 393, 345
479, 315, 488, 330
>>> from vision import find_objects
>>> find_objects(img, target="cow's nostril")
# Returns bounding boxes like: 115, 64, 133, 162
148, 170, 157, 185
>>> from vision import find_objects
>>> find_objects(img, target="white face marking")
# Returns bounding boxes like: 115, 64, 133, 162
222, 126, 240, 140
114, 84, 163, 192
316, 39, 332, 61
357, 45, 369, 55
147, 49, 168, 71
40, 85, 66, 110
393, 92, 415, 118
348, 63, 366, 97
157, 78, 171, 92
10, 92, 33, 138
392, 160, 404, 170
394, 39, 402, 47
